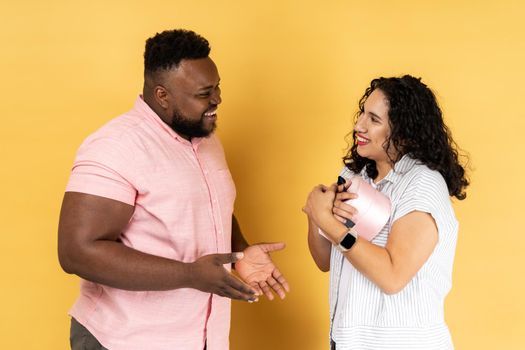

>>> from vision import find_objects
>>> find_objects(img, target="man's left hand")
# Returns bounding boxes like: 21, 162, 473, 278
234, 242, 290, 300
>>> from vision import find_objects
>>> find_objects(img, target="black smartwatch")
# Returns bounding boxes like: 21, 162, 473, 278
336, 229, 357, 252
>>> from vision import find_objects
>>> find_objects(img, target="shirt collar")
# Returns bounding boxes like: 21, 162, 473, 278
361, 154, 420, 185
133, 95, 204, 147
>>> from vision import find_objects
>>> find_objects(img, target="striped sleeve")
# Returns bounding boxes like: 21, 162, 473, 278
392, 168, 450, 235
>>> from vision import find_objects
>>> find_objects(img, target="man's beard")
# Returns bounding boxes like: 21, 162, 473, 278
169, 108, 216, 138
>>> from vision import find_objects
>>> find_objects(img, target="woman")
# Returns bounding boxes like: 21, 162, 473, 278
304, 75, 468, 350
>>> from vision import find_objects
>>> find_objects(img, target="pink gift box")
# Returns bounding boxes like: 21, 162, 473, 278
344, 176, 391, 241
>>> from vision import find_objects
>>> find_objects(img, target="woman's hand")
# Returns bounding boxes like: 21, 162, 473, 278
303, 184, 338, 229
333, 181, 359, 225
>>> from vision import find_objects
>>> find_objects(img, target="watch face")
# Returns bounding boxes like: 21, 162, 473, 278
340, 232, 357, 249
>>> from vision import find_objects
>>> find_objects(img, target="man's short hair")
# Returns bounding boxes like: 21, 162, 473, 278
144, 29, 210, 74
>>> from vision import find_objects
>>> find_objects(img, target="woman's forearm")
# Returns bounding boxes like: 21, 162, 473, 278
307, 217, 332, 272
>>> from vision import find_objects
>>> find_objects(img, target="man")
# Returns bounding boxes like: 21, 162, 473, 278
58, 29, 289, 350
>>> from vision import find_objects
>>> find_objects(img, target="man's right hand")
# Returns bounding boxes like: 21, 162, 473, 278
188, 252, 259, 302
58, 192, 259, 298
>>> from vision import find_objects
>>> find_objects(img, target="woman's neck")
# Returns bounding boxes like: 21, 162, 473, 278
373, 160, 393, 184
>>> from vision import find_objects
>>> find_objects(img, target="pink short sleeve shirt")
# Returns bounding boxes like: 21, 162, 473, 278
65, 96, 236, 350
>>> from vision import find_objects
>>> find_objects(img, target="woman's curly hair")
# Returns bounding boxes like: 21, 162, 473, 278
343, 75, 469, 200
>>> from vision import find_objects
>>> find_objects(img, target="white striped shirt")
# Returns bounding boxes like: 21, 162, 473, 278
329, 155, 458, 350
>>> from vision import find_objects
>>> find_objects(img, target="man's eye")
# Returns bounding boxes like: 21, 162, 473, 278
198, 92, 211, 98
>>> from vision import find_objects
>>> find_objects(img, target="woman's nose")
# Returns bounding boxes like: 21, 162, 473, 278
354, 114, 366, 132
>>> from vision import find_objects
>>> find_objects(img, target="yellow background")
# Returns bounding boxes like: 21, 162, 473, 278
1, 0, 524, 349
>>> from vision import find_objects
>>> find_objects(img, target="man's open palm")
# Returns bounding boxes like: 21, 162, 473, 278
235, 242, 290, 300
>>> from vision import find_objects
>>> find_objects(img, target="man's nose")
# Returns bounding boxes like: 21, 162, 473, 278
211, 88, 222, 105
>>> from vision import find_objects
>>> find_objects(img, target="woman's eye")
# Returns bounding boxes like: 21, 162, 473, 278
370, 115, 381, 123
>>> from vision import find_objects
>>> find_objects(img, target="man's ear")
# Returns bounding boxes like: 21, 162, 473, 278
154, 85, 170, 109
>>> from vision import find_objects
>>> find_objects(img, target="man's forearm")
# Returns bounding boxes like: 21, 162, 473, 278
61, 240, 193, 291
232, 214, 249, 252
